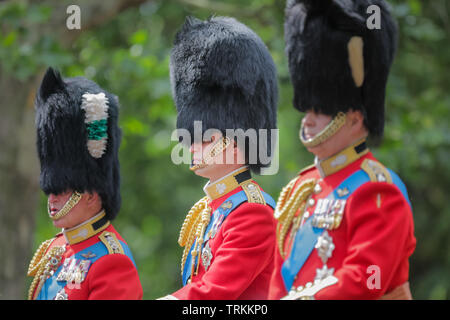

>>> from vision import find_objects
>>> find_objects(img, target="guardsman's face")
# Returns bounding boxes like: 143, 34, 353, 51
190, 132, 244, 182
48, 190, 101, 229
301, 111, 333, 141
301, 110, 367, 159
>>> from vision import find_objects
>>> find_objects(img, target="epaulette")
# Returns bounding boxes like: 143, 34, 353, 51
241, 180, 266, 205
98, 231, 125, 254
360, 159, 392, 183
298, 163, 316, 176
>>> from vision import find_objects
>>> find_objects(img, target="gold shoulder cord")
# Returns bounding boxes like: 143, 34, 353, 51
274, 177, 316, 258
27, 238, 65, 300
178, 196, 212, 276
27, 239, 54, 278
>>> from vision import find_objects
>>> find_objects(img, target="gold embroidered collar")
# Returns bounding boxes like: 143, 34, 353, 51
63, 210, 110, 245
315, 138, 369, 177
203, 166, 252, 200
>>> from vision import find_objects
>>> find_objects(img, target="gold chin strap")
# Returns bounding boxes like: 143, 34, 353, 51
48, 191, 82, 221
299, 112, 347, 148
190, 136, 232, 171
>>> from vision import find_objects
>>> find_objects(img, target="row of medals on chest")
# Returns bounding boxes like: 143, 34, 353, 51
41, 244, 94, 286
28, 242, 94, 300
290, 181, 346, 235
290, 180, 346, 285
37, 230, 122, 288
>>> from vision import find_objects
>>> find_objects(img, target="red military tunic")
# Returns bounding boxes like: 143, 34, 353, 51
170, 167, 276, 300
28, 211, 143, 300
269, 141, 416, 299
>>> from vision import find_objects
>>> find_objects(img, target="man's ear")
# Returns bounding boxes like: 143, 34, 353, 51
232, 138, 247, 165
349, 110, 368, 135
85, 191, 99, 205
232, 138, 239, 154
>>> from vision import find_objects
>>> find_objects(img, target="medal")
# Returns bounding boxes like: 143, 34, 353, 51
201, 243, 213, 271
312, 199, 346, 230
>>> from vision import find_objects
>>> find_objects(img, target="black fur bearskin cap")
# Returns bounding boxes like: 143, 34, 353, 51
170, 16, 278, 174
285, 0, 397, 139
35, 67, 121, 220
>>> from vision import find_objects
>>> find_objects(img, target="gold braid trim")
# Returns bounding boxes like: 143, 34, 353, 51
178, 196, 212, 276
274, 178, 316, 258
180, 213, 201, 277
48, 191, 82, 221
299, 112, 347, 148
27, 238, 54, 277
274, 176, 300, 220
27, 241, 65, 300
190, 137, 231, 171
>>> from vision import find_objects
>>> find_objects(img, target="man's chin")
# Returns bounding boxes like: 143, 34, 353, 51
52, 216, 70, 229
190, 164, 209, 177
191, 163, 227, 179
307, 143, 334, 160
52, 220, 62, 229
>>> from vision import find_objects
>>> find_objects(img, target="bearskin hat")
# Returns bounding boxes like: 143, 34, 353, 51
285, 0, 397, 138
35, 67, 121, 220
170, 16, 278, 173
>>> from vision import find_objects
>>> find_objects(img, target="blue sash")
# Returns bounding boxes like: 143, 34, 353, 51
182, 190, 275, 285
281, 168, 411, 291
36, 240, 136, 300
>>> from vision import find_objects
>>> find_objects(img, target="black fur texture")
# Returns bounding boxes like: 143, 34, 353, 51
285, 0, 397, 139
35, 67, 122, 220
170, 16, 278, 173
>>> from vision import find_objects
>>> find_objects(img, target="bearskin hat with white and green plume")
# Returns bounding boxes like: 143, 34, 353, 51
35, 67, 121, 220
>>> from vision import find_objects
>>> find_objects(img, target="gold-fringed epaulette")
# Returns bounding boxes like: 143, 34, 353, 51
361, 159, 392, 183
274, 176, 316, 258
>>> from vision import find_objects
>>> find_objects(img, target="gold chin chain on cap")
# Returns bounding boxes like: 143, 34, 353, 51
48, 191, 82, 221
190, 136, 231, 171
178, 196, 211, 277
274, 177, 316, 258
299, 112, 347, 148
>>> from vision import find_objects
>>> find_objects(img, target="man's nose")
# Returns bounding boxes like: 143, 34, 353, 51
48, 194, 58, 204
190, 142, 202, 153
302, 112, 316, 127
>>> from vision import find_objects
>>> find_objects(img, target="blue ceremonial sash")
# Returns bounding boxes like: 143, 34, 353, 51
281, 169, 411, 291
182, 190, 275, 286
36, 240, 136, 300
387, 169, 412, 208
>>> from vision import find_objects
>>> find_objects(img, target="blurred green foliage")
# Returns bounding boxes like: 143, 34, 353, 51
1, 0, 448, 299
